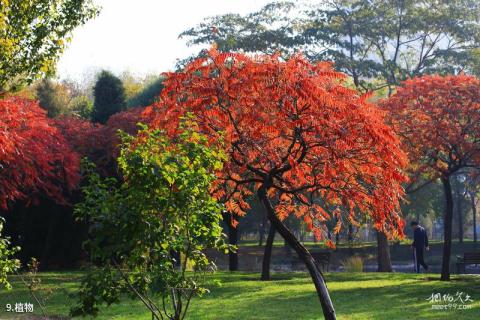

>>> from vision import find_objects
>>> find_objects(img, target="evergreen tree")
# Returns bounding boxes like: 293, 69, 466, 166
92, 70, 125, 124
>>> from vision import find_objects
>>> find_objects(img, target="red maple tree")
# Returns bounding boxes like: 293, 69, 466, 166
0, 97, 80, 209
145, 48, 408, 319
383, 74, 480, 281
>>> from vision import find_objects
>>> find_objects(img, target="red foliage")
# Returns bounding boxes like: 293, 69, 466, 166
144, 48, 408, 243
55, 107, 145, 176
383, 74, 480, 179
0, 98, 80, 209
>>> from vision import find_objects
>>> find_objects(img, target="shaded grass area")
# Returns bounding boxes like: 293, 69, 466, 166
0, 272, 479, 319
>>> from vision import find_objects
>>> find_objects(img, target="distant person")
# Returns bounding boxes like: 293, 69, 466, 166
411, 221, 429, 273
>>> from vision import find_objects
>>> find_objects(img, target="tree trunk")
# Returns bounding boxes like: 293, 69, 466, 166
376, 230, 393, 272
222, 213, 239, 271
258, 186, 336, 320
456, 185, 464, 243
259, 214, 267, 246
261, 223, 275, 280
471, 194, 477, 244
347, 224, 353, 243
441, 176, 454, 281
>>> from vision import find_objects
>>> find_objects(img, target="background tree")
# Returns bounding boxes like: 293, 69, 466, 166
181, 0, 480, 94
35, 79, 71, 118
384, 74, 480, 281
92, 70, 126, 124
71, 122, 227, 320
67, 95, 93, 119
119, 71, 144, 101
0, 0, 98, 94
145, 48, 408, 319
126, 76, 164, 108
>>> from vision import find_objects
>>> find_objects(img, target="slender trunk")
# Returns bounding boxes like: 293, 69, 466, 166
441, 176, 454, 281
258, 185, 336, 320
472, 194, 477, 244
261, 223, 275, 280
347, 224, 353, 243
376, 231, 393, 272
456, 186, 464, 243
222, 213, 238, 271
259, 214, 267, 246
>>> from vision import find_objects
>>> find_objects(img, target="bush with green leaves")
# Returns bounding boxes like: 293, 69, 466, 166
71, 120, 227, 320
0, 217, 20, 290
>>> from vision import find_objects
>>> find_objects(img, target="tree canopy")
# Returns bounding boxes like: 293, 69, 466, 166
146, 48, 408, 241
0, 0, 98, 93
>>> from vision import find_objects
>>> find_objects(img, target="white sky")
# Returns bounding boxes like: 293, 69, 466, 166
57, 0, 271, 80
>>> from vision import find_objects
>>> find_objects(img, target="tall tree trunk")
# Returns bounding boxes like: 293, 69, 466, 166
261, 223, 275, 280
472, 195, 478, 244
376, 231, 393, 272
456, 185, 464, 243
441, 176, 454, 281
222, 213, 239, 271
258, 185, 336, 320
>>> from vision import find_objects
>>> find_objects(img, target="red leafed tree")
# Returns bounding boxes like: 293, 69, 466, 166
383, 74, 480, 281
144, 48, 408, 319
0, 97, 80, 209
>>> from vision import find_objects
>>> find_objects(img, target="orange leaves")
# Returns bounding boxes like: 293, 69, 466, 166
225, 199, 247, 217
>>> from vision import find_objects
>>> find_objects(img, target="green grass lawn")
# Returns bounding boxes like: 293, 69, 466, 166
0, 272, 479, 319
